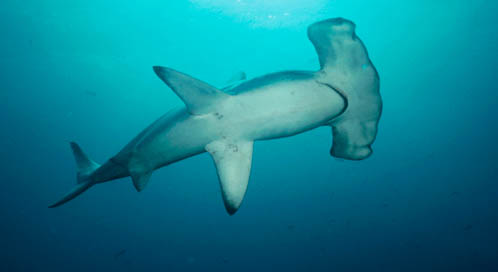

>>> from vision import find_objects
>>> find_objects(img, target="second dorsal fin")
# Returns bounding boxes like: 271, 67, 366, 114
153, 66, 229, 115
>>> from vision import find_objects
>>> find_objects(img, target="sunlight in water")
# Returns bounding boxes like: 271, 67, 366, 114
190, 0, 331, 28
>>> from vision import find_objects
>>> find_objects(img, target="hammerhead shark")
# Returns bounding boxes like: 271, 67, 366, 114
49, 18, 382, 214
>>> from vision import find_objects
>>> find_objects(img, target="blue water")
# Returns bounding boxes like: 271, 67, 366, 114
1, 0, 498, 271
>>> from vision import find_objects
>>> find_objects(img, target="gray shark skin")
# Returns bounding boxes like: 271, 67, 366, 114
49, 18, 382, 215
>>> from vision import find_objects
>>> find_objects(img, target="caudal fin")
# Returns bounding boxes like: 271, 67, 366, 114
48, 142, 100, 208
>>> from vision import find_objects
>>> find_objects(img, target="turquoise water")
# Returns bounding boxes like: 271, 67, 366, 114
1, 0, 498, 271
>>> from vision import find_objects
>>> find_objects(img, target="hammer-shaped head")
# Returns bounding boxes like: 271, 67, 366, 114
308, 18, 382, 160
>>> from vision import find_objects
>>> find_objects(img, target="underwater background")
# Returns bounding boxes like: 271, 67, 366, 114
1, 0, 497, 271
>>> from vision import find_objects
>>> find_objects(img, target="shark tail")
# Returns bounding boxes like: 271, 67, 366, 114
48, 142, 100, 208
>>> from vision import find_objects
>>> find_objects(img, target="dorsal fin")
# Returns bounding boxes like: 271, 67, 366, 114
226, 71, 246, 84
70, 142, 100, 178
153, 66, 229, 115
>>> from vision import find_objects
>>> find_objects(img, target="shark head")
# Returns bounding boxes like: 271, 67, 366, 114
309, 18, 382, 160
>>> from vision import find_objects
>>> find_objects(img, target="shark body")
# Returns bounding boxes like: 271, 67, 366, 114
50, 18, 382, 214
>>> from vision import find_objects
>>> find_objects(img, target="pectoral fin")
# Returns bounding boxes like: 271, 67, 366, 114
206, 140, 254, 215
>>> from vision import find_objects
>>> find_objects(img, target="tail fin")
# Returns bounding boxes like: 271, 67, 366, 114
48, 142, 100, 208
308, 18, 382, 160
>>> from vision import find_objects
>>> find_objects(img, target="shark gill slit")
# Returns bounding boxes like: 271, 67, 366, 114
316, 81, 349, 117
